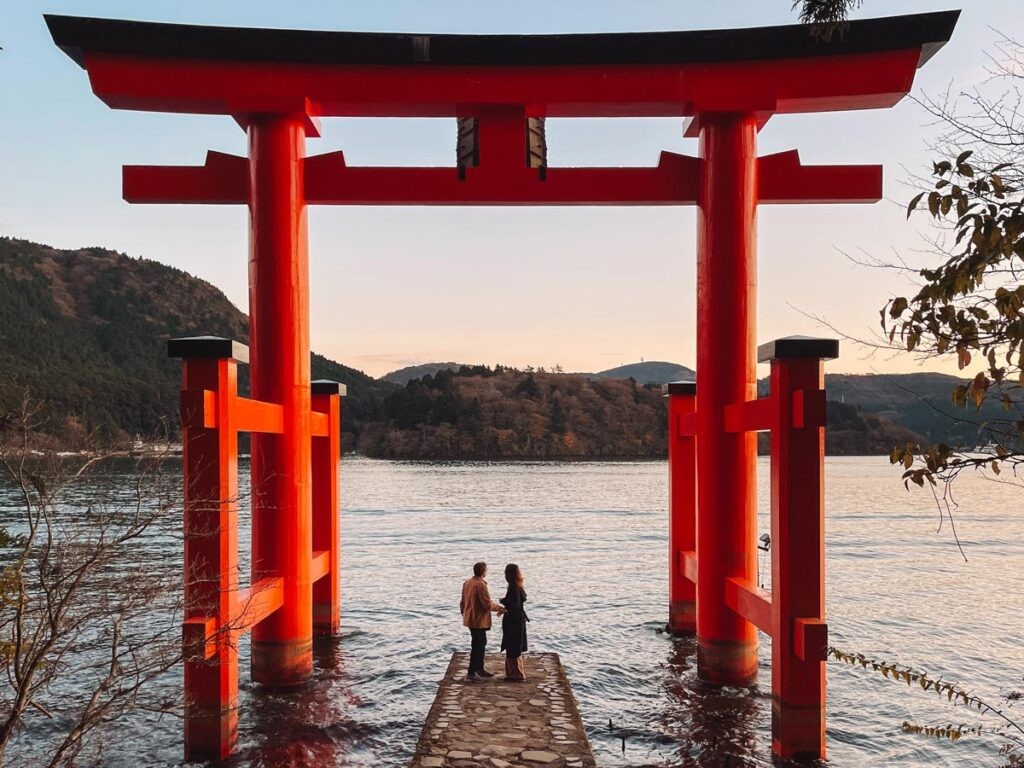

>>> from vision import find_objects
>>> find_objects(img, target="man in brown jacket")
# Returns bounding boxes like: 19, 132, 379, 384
460, 561, 504, 681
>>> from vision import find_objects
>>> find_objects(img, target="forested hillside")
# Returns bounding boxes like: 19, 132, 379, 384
0, 236, 987, 457
0, 237, 391, 445
359, 366, 667, 459
823, 373, 1005, 449
358, 365, 923, 459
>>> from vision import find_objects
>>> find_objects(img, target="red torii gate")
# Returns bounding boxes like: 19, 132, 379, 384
47, 10, 958, 763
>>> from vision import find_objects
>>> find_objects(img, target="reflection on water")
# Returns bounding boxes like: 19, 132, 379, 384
2, 456, 1022, 767
657, 637, 765, 768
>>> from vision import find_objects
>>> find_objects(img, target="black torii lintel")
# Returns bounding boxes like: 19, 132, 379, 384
47, 10, 959, 70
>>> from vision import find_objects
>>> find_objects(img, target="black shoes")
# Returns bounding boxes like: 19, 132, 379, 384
477, 669, 496, 678
466, 669, 496, 682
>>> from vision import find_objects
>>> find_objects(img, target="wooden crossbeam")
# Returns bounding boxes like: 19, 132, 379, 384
758, 150, 882, 204
724, 576, 773, 634
123, 147, 880, 207
310, 549, 330, 582
724, 397, 776, 433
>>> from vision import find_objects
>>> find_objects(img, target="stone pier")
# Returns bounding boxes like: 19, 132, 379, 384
409, 652, 597, 768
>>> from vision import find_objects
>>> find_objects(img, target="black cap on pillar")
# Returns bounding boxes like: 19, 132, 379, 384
664, 380, 697, 396
757, 335, 839, 363
311, 379, 347, 396
167, 335, 249, 363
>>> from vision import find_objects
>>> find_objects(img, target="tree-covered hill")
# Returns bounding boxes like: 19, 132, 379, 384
359, 366, 668, 459
0, 237, 391, 445
381, 362, 468, 385
822, 372, 1005, 449
359, 365, 927, 459
593, 361, 696, 385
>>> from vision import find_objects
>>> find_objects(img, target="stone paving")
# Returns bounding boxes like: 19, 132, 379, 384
409, 652, 597, 768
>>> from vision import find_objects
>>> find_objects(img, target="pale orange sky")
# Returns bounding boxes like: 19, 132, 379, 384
3, 1, 1020, 378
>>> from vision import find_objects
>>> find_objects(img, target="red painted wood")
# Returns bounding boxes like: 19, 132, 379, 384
794, 618, 829, 663
83, 49, 922, 118
724, 577, 773, 635
758, 150, 882, 203
676, 410, 699, 437
182, 616, 218, 662
724, 396, 776, 433
770, 356, 828, 761
667, 390, 697, 635
694, 113, 760, 687
248, 113, 315, 688
124, 149, 880, 207
180, 357, 239, 761
123, 151, 248, 204
311, 392, 341, 637
236, 397, 285, 434
310, 549, 330, 582
234, 577, 286, 635
179, 388, 217, 429
310, 410, 329, 437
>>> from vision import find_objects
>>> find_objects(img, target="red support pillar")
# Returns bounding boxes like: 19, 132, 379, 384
762, 336, 836, 761
171, 336, 247, 762
311, 380, 344, 637
667, 381, 697, 635
695, 113, 760, 686
248, 113, 315, 687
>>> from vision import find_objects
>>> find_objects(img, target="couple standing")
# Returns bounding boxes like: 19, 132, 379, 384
459, 561, 528, 682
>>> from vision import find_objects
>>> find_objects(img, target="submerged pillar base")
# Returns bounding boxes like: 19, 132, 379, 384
251, 639, 313, 688
184, 698, 238, 763
697, 638, 758, 687
772, 698, 827, 761
668, 600, 696, 635
313, 601, 339, 638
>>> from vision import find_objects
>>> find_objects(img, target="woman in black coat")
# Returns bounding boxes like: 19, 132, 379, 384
499, 563, 529, 682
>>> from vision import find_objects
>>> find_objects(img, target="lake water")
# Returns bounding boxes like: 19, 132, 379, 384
4, 456, 1022, 767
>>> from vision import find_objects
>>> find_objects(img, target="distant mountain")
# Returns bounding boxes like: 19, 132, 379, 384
381, 362, 467, 386
593, 361, 696, 385
0, 237, 392, 446
822, 372, 1006, 449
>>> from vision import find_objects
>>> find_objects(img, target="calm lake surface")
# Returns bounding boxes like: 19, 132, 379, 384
4, 456, 1023, 766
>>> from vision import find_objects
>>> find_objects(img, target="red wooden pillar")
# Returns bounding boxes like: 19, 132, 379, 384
666, 381, 697, 635
171, 336, 247, 761
248, 113, 315, 687
762, 336, 837, 761
311, 380, 344, 637
695, 113, 759, 686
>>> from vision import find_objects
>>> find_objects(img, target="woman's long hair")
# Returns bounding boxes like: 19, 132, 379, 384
504, 563, 522, 586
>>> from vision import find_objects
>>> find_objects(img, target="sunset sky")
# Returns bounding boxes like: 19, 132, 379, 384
3, 1, 1021, 378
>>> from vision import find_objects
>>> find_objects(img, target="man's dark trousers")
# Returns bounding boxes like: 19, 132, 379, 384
469, 628, 487, 674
